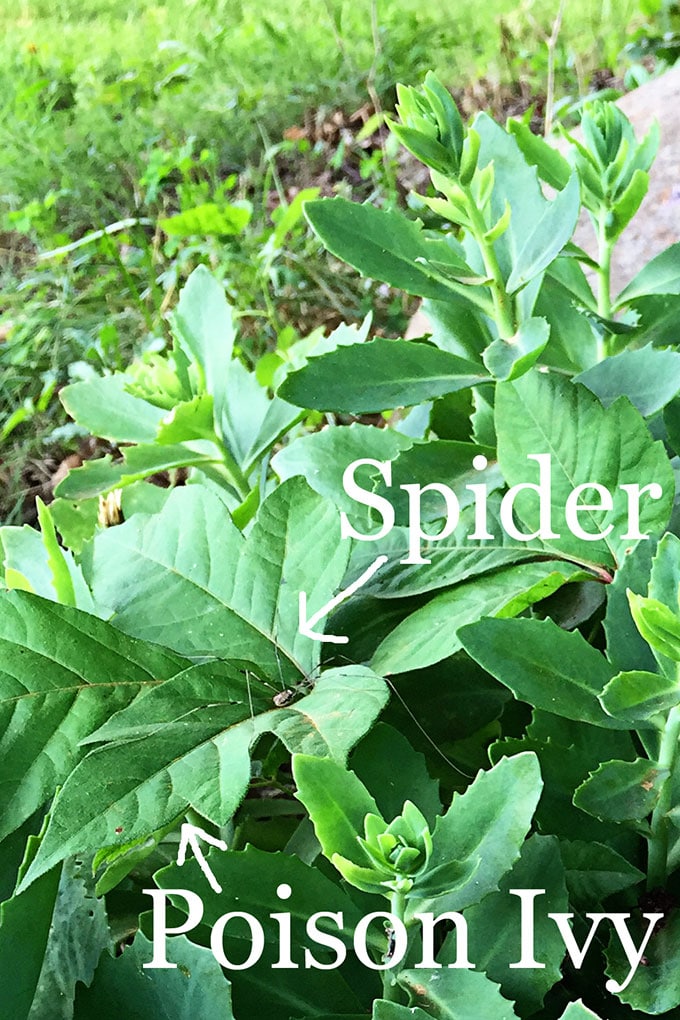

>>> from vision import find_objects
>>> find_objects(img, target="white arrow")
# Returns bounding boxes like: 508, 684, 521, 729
177, 823, 228, 894
299, 554, 388, 643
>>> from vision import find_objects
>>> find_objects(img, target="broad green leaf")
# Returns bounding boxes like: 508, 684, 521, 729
460, 617, 623, 728
607, 168, 648, 241
220, 359, 301, 472
54, 443, 218, 500
532, 269, 599, 374
617, 241, 680, 303
399, 967, 518, 1019
272, 422, 408, 516
603, 541, 656, 673
350, 723, 441, 827
410, 753, 541, 914
74, 933, 235, 1019
625, 293, 680, 347
160, 200, 251, 237
28, 856, 110, 1020
649, 534, 680, 611
346, 497, 546, 599
574, 758, 669, 822
605, 908, 680, 1013
0, 590, 183, 843
23, 665, 385, 887
293, 754, 381, 868
473, 113, 561, 293
156, 844, 376, 951
371, 560, 585, 674
154, 394, 217, 443
304, 198, 468, 301
559, 839, 644, 905
90, 480, 349, 682
600, 670, 680, 728
628, 593, 680, 666
373, 1003, 430, 1019
1, 523, 93, 611
0, 863, 61, 1020
505, 174, 580, 293
506, 119, 572, 189
495, 372, 673, 567
558, 1004, 605, 1020
441, 835, 567, 1014
376, 441, 501, 525
279, 339, 488, 414
576, 345, 680, 417
49, 497, 100, 556
483, 316, 550, 380
59, 373, 165, 443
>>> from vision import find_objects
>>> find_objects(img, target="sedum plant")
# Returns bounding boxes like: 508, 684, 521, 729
3, 72, 680, 1019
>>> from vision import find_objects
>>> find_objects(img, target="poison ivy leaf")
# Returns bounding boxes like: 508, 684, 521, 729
559, 839, 644, 905
0, 590, 183, 844
574, 758, 669, 822
90, 479, 349, 682
22, 665, 385, 888
59, 373, 165, 444
372, 560, 585, 674
410, 753, 541, 914
399, 967, 518, 1019
441, 835, 567, 1014
279, 339, 488, 414
74, 933, 235, 1019
460, 617, 623, 728
346, 497, 547, 600
495, 372, 673, 567
375, 441, 501, 525
304, 198, 469, 301
576, 345, 680, 417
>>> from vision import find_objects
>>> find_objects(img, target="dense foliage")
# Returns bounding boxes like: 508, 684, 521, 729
3, 69, 680, 1018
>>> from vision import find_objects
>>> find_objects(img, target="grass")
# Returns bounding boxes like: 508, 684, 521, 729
0, 0, 644, 523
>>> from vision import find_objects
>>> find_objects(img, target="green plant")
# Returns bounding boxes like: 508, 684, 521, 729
5, 70, 680, 1019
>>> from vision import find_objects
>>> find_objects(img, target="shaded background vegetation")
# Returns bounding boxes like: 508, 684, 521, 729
0, 0, 674, 523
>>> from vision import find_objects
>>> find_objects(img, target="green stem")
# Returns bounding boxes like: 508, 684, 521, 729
647, 703, 680, 889
382, 888, 408, 1003
463, 187, 515, 340
596, 211, 613, 320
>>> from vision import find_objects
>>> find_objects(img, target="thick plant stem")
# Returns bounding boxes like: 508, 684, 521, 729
382, 888, 408, 1003
648, 704, 680, 889
596, 213, 613, 321
463, 188, 516, 340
